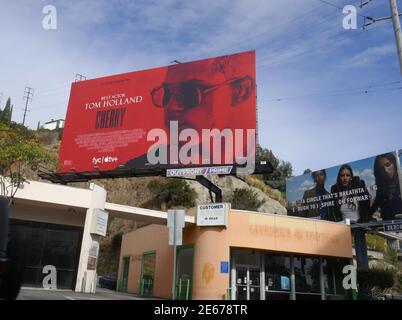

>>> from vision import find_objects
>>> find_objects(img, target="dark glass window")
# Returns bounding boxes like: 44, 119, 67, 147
322, 258, 335, 295
264, 254, 291, 292
294, 256, 321, 294
10, 219, 82, 290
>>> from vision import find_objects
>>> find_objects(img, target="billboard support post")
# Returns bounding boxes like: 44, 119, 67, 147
172, 243, 177, 300
353, 228, 369, 269
195, 176, 222, 203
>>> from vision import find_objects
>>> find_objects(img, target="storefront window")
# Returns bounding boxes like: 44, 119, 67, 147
264, 254, 291, 300
333, 258, 349, 298
232, 249, 260, 266
322, 258, 335, 295
294, 257, 321, 295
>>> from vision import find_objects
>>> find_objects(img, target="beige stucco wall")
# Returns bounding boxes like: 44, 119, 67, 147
120, 209, 353, 300
119, 225, 174, 298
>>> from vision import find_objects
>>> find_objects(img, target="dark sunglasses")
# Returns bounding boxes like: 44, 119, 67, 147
151, 77, 250, 109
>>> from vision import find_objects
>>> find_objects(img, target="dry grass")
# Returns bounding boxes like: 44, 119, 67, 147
245, 176, 286, 206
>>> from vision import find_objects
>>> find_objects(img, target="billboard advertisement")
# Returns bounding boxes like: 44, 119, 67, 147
58, 51, 256, 174
286, 150, 402, 223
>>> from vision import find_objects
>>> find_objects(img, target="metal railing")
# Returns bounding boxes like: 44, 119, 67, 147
140, 277, 154, 296
176, 278, 191, 300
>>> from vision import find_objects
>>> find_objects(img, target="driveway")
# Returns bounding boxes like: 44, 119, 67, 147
17, 287, 163, 300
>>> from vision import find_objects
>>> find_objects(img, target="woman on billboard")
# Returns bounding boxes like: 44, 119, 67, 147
370, 153, 402, 220
330, 164, 370, 223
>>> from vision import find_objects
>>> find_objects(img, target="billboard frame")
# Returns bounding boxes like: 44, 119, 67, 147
38, 160, 274, 185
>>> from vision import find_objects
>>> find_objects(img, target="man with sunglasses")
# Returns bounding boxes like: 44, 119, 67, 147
124, 52, 256, 169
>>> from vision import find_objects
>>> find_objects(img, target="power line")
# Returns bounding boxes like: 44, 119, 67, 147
261, 81, 402, 102
75, 74, 87, 82
317, 0, 369, 18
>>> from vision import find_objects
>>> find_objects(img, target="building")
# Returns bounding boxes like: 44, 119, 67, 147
8, 178, 182, 292
7, 177, 356, 299
118, 208, 353, 300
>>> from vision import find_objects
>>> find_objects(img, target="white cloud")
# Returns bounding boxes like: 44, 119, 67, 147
348, 43, 395, 68
298, 179, 315, 192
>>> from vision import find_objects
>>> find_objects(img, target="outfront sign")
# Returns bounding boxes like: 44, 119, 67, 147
166, 166, 233, 177
196, 203, 230, 227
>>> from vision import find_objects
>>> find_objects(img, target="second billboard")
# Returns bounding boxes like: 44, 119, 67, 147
286, 150, 402, 223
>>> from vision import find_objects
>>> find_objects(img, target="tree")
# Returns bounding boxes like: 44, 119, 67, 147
0, 122, 56, 199
256, 146, 293, 192
0, 98, 13, 125
357, 268, 394, 300
303, 169, 312, 174
146, 179, 196, 209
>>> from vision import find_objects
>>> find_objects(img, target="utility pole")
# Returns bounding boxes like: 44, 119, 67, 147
75, 74, 87, 82
362, 0, 402, 75
22, 86, 34, 126
390, 0, 402, 74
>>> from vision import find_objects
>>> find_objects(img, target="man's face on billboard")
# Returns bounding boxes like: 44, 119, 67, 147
162, 62, 230, 133
151, 58, 254, 134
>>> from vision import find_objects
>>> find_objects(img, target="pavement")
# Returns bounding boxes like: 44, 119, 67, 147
17, 287, 163, 300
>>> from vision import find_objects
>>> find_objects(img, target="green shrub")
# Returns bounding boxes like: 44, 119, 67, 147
231, 188, 265, 211
147, 178, 196, 209
365, 234, 387, 252
357, 268, 394, 299
384, 246, 398, 265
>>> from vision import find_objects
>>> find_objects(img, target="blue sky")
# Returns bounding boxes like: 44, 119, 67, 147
0, 0, 401, 175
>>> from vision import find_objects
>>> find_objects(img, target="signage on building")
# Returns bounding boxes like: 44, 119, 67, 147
87, 256, 97, 271
88, 241, 100, 258
220, 261, 229, 274
90, 209, 109, 237
87, 241, 100, 271
384, 221, 402, 232
196, 203, 230, 227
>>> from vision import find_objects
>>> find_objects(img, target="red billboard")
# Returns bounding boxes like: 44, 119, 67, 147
58, 51, 256, 174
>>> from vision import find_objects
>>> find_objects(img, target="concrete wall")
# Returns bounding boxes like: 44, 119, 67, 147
11, 201, 86, 227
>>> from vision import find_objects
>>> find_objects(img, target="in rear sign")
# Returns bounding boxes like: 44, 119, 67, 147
196, 203, 230, 227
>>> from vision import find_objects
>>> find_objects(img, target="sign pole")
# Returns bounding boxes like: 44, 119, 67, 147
172, 210, 177, 300
168, 209, 184, 300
